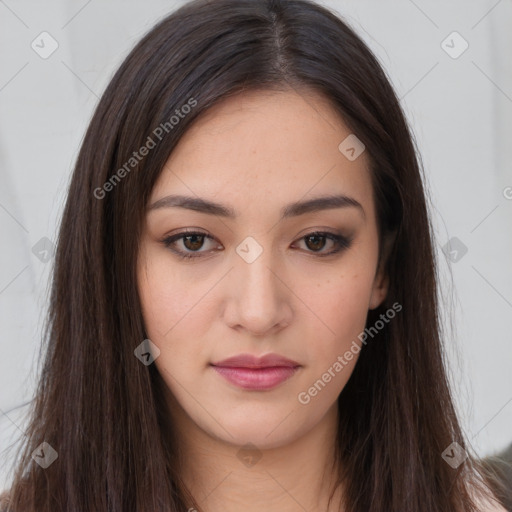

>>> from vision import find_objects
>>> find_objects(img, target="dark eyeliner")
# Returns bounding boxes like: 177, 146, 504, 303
160, 230, 352, 260
302, 231, 352, 257
161, 230, 214, 260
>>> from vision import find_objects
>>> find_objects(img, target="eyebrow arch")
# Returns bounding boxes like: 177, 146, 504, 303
148, 193, 365, 220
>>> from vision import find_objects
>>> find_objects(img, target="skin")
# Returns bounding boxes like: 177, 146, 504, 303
137, 88, 390, 512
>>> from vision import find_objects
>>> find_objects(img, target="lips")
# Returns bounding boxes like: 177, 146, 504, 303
211, 353, 300, 369
210, 353, 301, 390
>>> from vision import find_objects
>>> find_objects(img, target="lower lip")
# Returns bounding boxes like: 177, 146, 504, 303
211, 365, 299, 390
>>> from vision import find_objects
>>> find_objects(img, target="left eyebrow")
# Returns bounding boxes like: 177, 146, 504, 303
147, 193, 365, 221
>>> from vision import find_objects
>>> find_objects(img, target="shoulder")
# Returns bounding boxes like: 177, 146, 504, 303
0, 489, 11, 512
478, 499, 507, 512
470, 486, 507, 512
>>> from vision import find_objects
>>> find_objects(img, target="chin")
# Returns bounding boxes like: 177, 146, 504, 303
202, 409, 312, 451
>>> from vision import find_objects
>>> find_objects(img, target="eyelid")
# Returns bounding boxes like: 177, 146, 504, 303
161, 228, 352, 260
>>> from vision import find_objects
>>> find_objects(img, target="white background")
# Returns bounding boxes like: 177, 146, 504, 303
1, 0, 511, 492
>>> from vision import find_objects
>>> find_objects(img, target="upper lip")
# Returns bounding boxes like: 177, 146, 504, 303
211, 353, 300, 368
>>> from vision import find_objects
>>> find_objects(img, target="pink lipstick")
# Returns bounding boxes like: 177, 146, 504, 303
211, 353, 300, 390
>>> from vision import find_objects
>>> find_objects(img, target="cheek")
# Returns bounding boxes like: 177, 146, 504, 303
306, 265, 376, 345
137, 250, 219, 387
299, 265, 373, 396
294, 271, 374, 408
331, 273, 373, 331
138, 274, 196, 384
138, 250, 207, 339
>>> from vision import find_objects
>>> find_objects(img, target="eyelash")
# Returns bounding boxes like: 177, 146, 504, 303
160, 229, 352, 260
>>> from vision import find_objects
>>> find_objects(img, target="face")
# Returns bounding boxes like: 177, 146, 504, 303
137, 88, 388, 450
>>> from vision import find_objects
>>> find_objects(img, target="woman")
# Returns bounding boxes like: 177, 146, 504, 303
1, 0, 508, 510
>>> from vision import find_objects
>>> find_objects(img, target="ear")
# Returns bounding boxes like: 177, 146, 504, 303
368, 231, 396, 310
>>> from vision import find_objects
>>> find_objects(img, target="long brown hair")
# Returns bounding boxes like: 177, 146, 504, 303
1, 0, 506, 510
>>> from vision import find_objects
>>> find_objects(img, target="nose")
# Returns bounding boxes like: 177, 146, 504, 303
222, 243, 293, 337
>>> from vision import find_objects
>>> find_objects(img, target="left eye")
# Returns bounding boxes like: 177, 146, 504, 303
161, 230, 351, 260
294, 232, 350, 254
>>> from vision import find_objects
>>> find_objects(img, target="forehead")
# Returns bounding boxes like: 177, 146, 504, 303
150, 88, 375, 220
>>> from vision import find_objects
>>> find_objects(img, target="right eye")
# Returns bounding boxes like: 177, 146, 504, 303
161, 230, 222, 259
